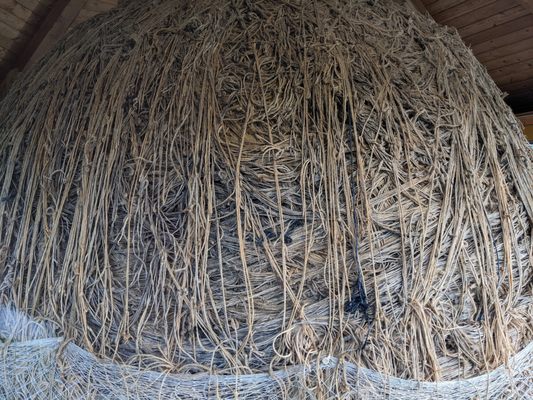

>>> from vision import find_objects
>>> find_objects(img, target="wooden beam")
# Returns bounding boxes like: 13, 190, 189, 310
0, 0, 87, 85
24, 0, 88, 68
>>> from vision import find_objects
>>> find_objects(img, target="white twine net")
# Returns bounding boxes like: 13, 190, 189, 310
1, 306, 531, 399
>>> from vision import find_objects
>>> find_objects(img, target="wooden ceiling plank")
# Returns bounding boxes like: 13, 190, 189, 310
0, 0, 33, 21
0, 0, 87, 84
458, 6, 525, 38
0, 8, 28, 31
490, 57, 533, 80
0, 32, 12, 48
0, 43, 15, 58
516, 0, 533, 14
501, 77, 533, 92
433, 0, 498, 24
496, 68, 533, 86
484, 47, 533, 70
0, 29, 27, 50
440, 2, 517, 29
15, 0, 41, 12
468, 15, 533, 46
0, 19, 19, 39
425, 0, 464, 15
476, 37, 533, 63
472, 27, 533, 54
21, 0, 87, 68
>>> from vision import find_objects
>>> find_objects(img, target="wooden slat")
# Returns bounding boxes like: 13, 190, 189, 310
0, 0, 33, 21
469, 15, 533, 47
0, 20, 19, 39
459, 6, 525, 38
0, 8, 28, 31
0, 0, 87, 85
476, 38, 533, 63
15, 0, 41, 10
490, 58, 533, 80
500, 77, 533, 92
516, 0, 533, 13
442, 2, 518, 30
0, 32, 12, 48
25, 0, 87, 67
425, 0, 464, 16
0, 45, 13, 60
15, 0, 53, 18
433, 0, 498, 24
494, 73, 533, 89
0, 30, 27, 53
484, 47, 533, 69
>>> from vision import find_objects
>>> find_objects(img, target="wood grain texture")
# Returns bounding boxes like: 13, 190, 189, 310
25, 0, 87, 67
459, 6, 525, 39
516, 0, 533, 14
424, 0, 464, 16
433, 0, 499, 24
484, 48, 533, 71
0, 1, 33, 22
501, 77, 533, 92
491, 57, 533, 79
471, 24, 533, 54
466, 15, 533, 46
0, 0, 531, 111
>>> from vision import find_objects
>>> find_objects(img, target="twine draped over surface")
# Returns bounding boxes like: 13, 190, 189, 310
0, 0, 532, 398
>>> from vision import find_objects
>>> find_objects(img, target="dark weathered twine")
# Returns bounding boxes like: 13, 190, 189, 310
0, 0, 532, 391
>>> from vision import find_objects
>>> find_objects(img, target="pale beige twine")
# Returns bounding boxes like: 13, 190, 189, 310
0, 0, 532, 398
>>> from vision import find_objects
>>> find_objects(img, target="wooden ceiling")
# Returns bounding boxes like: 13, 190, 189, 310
416, 0, 533, 114
0, 0, 116, 89
0, 0, 532, 114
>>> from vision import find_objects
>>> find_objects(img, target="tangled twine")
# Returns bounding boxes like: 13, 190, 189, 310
0, 0, 532, 398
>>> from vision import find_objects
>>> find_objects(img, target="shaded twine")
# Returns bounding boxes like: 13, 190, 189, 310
0, 0, 532, 398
